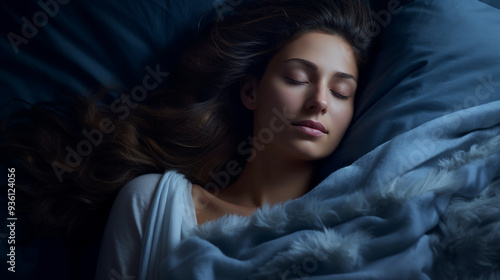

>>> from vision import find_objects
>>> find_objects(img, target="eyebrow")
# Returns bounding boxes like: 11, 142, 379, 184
284, 58, 358, 83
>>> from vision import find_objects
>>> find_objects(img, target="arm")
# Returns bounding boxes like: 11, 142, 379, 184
95, 173, 162, 280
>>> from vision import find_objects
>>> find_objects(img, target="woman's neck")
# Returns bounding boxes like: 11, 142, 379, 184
218, 150, 316, 208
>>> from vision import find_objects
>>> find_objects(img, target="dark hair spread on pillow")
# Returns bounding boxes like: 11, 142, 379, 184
1, 0, 372, 250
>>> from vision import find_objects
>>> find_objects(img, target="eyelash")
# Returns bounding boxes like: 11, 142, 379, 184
331, 91, 349, 100
285, 77, 307, 85
285, 77, 349, 100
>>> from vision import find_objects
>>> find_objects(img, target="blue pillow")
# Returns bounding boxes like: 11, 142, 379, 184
318, 0, 500, 179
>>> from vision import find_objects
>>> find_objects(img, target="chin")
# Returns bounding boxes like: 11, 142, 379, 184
278, 139, 339, 162
296, 144, 339, 161
294, 149, 334, 162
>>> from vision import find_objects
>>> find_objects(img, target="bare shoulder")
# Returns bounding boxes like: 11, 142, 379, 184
191, 184, 221, 225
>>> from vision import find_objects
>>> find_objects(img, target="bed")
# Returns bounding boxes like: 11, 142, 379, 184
1, 0, 499, 279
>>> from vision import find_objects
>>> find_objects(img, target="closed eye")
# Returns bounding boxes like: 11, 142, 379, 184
285, 77, 308, 85
331, 90, 349, 100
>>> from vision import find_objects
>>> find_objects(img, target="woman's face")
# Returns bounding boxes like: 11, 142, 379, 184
241, 31, 358, 162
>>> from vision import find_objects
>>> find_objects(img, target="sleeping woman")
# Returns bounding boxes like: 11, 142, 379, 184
96, 0, 372, 278
1, 0, 372, 279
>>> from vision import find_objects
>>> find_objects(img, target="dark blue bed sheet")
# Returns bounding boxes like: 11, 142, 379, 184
0, 0, 222, 108
1, 1, 221, 279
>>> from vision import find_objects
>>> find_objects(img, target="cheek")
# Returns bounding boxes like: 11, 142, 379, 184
324, 104, 353, 154
329, 102, 354, 132
257, 79, 298, 111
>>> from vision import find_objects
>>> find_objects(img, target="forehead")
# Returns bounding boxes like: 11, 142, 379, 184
270, 32, 358, 78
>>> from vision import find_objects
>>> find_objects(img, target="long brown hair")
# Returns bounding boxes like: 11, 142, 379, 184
1, 0, 372, 249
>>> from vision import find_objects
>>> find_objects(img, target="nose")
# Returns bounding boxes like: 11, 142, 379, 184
306, 85, 328, 114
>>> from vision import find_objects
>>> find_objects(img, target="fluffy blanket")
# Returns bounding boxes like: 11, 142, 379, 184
149, 100, 500, 280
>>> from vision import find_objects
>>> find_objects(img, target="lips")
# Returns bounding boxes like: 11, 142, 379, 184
291, 120, 328, 135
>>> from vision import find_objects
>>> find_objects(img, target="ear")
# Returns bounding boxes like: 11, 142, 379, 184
240, 76, 258, 110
